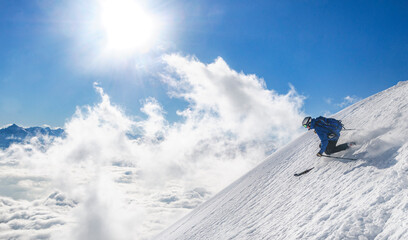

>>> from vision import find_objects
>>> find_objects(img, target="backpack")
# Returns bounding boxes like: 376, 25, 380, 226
315, 116, 343, 133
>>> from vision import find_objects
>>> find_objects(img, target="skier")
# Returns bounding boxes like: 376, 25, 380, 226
302, 116, 354, 157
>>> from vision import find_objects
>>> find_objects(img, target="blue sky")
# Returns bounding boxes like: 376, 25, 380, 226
0, 0, 407, 127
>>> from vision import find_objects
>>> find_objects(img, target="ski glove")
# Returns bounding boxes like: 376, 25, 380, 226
316, 152, 322, 157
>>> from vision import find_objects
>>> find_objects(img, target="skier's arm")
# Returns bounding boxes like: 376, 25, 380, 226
319, 139, 328, 154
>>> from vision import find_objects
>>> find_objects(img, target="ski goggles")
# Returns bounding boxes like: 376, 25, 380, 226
302, 117, 312, 128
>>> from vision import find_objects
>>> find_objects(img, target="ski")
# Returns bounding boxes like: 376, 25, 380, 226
322, 155, 357, 161
294, 167, 314, 177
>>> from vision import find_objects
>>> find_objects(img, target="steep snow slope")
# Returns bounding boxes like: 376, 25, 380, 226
156, 81, 408, 240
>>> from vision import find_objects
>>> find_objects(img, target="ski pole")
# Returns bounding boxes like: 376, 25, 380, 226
294, 167, 314, 177
322, 155, 357, 161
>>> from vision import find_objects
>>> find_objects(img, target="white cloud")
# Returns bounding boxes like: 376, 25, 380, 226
162, 54, 305, 144
325, 98, 333, 105
0, 55, 305, 239
337, 95, 361, 108
0, 192, 75, 240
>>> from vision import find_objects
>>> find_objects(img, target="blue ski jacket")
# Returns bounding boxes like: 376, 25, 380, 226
309, 117, 342, 154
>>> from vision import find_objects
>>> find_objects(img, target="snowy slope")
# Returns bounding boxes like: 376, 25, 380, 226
156, 81, 408, 240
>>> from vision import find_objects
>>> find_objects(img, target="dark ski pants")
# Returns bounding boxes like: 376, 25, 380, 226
325, 140, 349, 155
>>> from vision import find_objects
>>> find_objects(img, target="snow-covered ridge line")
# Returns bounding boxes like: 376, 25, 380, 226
156, 80, 408, 240
0, 123, 63, 130
0, 124, 64, 149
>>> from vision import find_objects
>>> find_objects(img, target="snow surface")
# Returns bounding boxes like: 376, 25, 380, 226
156, 81, 408, 240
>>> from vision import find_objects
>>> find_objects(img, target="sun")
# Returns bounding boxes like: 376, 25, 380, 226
99, 0, 158, 53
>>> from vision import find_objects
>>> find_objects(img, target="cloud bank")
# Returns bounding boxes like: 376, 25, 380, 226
337, 95, 361, 108
0, 55, 305, 239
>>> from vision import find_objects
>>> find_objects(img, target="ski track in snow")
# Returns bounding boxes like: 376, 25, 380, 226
156, 81, 408, 240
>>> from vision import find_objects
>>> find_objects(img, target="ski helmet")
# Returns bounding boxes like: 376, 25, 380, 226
302, 116, 312, 128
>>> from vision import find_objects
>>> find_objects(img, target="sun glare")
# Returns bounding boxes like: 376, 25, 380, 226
99, 0, 157, 53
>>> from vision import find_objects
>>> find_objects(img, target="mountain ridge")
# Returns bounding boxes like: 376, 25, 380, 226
0, 124, 64, 149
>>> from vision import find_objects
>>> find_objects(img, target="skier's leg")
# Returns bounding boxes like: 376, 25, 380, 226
331, 143, 350, 153
324, 140, 337, 155
326, 142, 350, 154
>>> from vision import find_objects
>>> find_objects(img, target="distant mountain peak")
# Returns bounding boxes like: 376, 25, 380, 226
7, 123, 23, 129
0, 124, 64, 149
